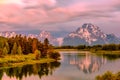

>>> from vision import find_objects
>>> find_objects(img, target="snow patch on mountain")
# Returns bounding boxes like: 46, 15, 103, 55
63, 23, 120, 45
0, 32, 17, 38
0, 31, 62, 46
68, 23, 107, 44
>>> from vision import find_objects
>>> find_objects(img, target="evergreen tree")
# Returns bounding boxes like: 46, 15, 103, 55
11, 42, 17, 55
22, 36, 28, 54
44, 38, 49, 47
3, 47, 8, 55
0, 37, 6, 49
17, 45, 22, 55
27, 37, 33, 53
32, 38, 37, 53
43, 38, 49, 57
5, 41, 10, 53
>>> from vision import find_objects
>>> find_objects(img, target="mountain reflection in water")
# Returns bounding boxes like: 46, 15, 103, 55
0, 62, 60, 80
65, 52, 107, 74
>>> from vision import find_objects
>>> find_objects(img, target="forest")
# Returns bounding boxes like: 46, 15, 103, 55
0, 35, 60, 60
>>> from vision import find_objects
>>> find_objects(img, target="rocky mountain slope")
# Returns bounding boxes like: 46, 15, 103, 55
0, 31, 60, 46
0, 23, 120, 46
63, 23, 120, 46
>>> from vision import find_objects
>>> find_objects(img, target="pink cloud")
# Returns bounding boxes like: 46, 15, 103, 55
0, 4, 23, 23
0, 0, 120, 32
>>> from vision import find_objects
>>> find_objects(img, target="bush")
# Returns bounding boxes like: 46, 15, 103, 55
34, 49, 41, 60
116, 72, 120, 80
102, 71, 114, 80
49, 51, 60, 60
96, 71, 120, 80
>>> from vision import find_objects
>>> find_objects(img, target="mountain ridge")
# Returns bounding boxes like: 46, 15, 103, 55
0, 31, 61, 46
0, 23, 120, 46
63, 23, 120, 46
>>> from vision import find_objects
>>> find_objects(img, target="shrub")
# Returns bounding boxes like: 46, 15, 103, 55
116, 72, 120, 80
96, 71, 120, 80
49, 51, 60, 60
34, 49, 41, 60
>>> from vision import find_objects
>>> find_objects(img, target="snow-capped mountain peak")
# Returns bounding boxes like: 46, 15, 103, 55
0, 31, 17, 38
63, 23, 120, 45
39, 31, 52, 39
68, 23, 106, 44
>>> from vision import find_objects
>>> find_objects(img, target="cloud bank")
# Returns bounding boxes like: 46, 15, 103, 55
0, 0, 120, 36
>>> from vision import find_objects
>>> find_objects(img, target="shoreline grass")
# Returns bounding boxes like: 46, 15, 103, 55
0, 54, 56, 69
1, 49, 120, 69
91, 50, 120, 54
55, 49, 78, 51
56, 49, 120, 54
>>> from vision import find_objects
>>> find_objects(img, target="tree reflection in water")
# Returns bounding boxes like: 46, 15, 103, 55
0, 62, 61, 80
0, 69, 3, 80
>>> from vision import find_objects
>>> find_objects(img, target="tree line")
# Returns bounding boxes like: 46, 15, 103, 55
0, 35, 60, 60
55, 44, 120, 51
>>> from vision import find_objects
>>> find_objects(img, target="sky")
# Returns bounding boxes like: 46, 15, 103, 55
0, 0, 120, 36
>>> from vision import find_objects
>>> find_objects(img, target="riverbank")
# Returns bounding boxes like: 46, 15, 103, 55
90, 50, 120, 60
91, 50, 120, 54
0, 54, 55, 69
56, 49, 120, 53
55, 49, 79, 51
56, 49, 120, 54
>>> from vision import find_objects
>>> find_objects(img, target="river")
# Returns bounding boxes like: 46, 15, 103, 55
1, 50, 120, 80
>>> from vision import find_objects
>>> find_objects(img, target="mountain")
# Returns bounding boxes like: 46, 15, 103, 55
1, 23, 119, 46
38, 31, 59, 45
38, 31, 53, 41
0, 31, 61, 46
63, 23, 120, 46
0, 32, 17, 38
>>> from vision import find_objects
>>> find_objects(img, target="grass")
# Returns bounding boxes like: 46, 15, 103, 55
91, 50, 120, 60
55, 49, 79, 51
91, 50, 120, 55
0, 54, 55, 69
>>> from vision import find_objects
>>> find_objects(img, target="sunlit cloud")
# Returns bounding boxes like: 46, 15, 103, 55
0, 0, 120, 36
0, 0, 23, 5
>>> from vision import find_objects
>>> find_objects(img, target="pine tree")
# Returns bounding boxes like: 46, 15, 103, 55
3, 47, 8, 55
17, 45, 22, 55
32, 38, 37, 53
5, 41, 9, 54
43, 38, 49, 57
11, 42, 17, 55
44, 38, 49, 47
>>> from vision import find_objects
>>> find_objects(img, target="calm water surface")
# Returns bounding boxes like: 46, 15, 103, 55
1, 51, 120, 80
